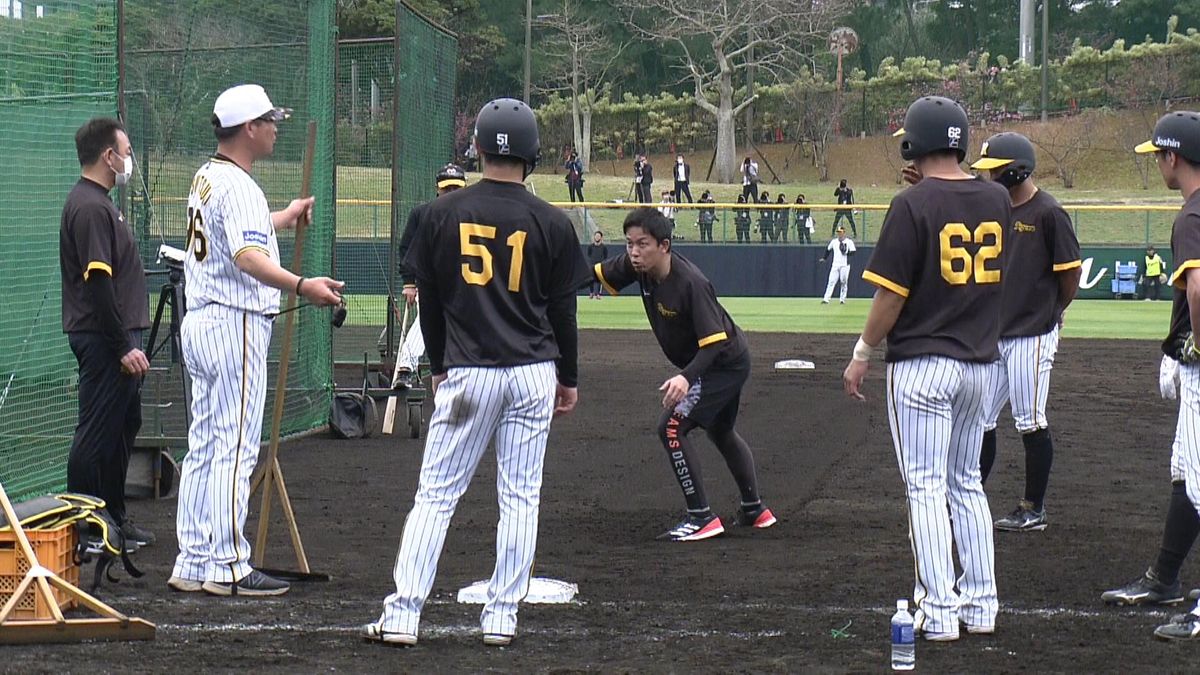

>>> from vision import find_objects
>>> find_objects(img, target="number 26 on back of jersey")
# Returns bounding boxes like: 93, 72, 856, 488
459, 222, 527, 292
939, 221, 1001, 285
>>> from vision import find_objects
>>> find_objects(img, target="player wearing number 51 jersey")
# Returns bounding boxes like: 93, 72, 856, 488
843, 96, 1011, 641
365, 98, 590, 648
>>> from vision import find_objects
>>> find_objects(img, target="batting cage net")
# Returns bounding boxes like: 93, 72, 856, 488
0, 1, 120, 500
333, 4, 457, 363
121, 0, 336, 455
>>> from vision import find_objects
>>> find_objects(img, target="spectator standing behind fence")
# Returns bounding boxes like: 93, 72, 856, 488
741, 156, 759, 202
758, 191, 773, 242
658, 190, 676, 233
632, 155, 644, 202
673, 154, 693, 203
636, 154, 654, 203
820, 227, 856, 304
795, 194, 813, 244
564, 150, 584, 203
774, 193, 789, 243
735, 195, 751, 243
833, 178, 858, 237
697, 190, 716, 242
587, 231, 608, 299
1143, 245, 1166, 301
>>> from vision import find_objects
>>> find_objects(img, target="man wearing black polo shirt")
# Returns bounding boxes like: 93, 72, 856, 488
59, 117, 154, 548
594, 207, 776, 542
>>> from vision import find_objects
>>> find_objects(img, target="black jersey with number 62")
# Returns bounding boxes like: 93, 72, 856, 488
404, 179, 591, 371
863, 177, 1012, 363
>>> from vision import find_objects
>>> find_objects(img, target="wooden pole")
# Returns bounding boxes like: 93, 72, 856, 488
252, 121, 317, 572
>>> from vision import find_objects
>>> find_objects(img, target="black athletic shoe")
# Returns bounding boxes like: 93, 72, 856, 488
202, 570, 290, 597
121, 520, 156, 547
994, 500, 1047, 532
655, 513, 724, 542
733, 503, 778, 529
393, 369, 414, 390
85, 537, 138, 555
1155, 612, 1200, 640
1101, 568, 1184, 606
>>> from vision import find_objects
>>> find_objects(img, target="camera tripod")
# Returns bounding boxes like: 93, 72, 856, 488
144, 266, 190, 427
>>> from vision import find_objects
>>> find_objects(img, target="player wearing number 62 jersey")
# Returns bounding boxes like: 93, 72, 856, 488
970, 133, 1081, 533
843, 96, 1011, 641
170, 84, 343, 598
365, 98, 591, 648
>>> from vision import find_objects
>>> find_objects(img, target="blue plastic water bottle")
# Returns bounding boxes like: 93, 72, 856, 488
891, 599, 915, 671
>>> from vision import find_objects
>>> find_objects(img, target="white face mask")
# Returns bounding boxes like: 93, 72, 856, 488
111, 150, 133, 186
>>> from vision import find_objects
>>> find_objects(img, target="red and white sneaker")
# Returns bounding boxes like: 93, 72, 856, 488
734, 504, 778, 529
656, 513, 725, 542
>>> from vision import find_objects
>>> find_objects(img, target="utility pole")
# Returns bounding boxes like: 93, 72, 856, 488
1018, 0, 1035, 63
524, 0, 533, 104
1040, 0, 1049, 122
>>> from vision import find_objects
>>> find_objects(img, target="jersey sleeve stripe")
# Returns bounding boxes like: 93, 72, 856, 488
594, 262, 619, 296
862, 270, 910, 298
1052, 260, 1082, 272
83, 260, 113, 281
697, 331, 728, 348
1170, 260, 1200, 287
232, 245, 271, 261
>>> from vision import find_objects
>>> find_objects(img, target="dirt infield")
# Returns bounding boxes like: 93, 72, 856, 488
7, 329, 1194, 672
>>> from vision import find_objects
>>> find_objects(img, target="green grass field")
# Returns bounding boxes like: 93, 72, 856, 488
342, 296, 1173, 341
139, 157, 1183, 245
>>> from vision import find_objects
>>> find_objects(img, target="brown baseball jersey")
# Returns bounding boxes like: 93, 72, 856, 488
404, 178, 591, 384
863, 177, 1011, 363
60, 178, 149, 333
1165, 189, 1200, 352
999, 189, 1082, 337
594, 252, 748, 382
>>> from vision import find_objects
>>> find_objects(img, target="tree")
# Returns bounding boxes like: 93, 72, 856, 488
534, 1, 628, 172
1029, 109, 1108, 189
789, 80, 844, 182
616, 0, 848, 183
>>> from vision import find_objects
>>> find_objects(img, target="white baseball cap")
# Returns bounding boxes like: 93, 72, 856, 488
213, 84, 292, 128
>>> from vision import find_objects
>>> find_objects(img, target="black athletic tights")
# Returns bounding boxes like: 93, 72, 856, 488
656, 409, 760, 514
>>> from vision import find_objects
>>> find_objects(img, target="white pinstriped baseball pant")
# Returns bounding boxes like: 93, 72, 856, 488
887, 356, 998, 635
397, 299, 425, 373
173, 304, 272, 583
983, 327, 1060, 433
375, 361, 557, 638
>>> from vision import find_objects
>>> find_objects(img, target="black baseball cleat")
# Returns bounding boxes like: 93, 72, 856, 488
202, 569, 290, 597
656, 512, 724, 542
1155, 612, 1200, 640
1101, 568, 1184, 606
392, 369, 414, 390
121, 519, 156, 547
733, 503, 778, 529
994, 500, 1047, 532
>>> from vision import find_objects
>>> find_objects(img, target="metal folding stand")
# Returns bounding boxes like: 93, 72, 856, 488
0, 481, 154, 644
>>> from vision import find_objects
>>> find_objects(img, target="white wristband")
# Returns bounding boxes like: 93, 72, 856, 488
852, 337, 873, 363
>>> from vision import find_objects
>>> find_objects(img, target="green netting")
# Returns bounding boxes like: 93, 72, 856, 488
334, 4, 456, 361
120, 1, 336, 450
0, 1, 119, 501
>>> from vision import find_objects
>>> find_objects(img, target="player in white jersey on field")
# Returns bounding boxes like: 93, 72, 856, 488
168, 84, 343, 597
363, 98, 590, 648
820, 226, 856, 304
969, 133, 1081, 532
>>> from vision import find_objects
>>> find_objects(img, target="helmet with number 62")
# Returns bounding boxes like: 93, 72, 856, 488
894, 96, 970, 162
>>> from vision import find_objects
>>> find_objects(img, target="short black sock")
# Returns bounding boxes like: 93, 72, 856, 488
1154, 481, 1200, 585
980, 428, 997, 484
1022, 428, 1054, 510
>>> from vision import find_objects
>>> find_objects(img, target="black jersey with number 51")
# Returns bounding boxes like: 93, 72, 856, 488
863, 177, 1012, 363
403, 179, 591, 372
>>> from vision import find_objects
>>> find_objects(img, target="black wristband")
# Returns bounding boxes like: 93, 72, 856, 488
295, 277, 305, 296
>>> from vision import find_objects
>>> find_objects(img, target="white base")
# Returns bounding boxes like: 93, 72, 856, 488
774, 359, 815, 371
456, 578, 578, 605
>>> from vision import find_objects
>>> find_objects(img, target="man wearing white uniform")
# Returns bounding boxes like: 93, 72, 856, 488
820, 226, 856, 304
168, 84, 343, 597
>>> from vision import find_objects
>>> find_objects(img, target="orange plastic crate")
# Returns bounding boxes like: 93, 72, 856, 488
0, 524, 78, 619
